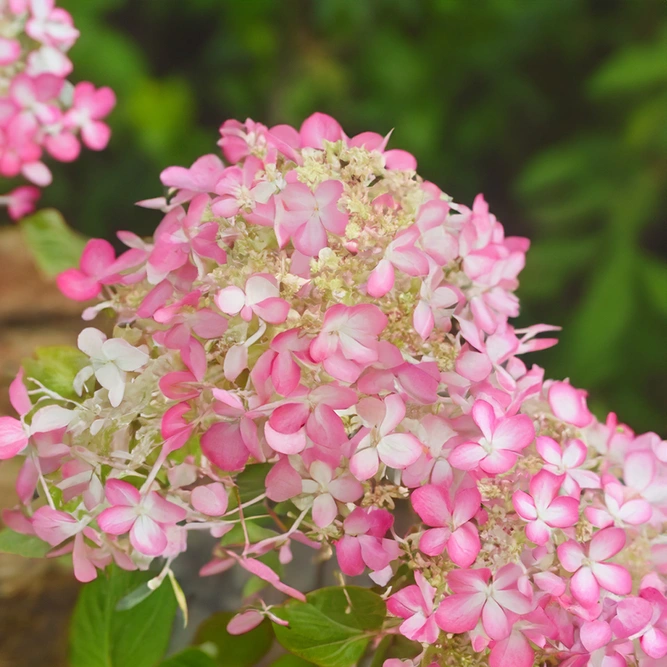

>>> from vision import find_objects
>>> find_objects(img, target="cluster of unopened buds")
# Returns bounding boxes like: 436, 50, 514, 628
0, 0, 115, 219
1, 111, 666, 667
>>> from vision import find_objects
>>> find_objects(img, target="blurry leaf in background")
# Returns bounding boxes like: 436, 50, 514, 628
69, 566, 177, 667
22, 346, 89, 401
160, 648, 217, 667
0, 528, 50, 558
193, 611, 274, 667
19, 209, 86, 277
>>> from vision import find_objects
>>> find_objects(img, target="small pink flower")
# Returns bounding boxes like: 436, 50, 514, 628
276, 180, 348, 256
449, 400, 535, 475
557, 527, 632, 607
350, 394, 423, 480
413, 267, 459, 339
160, 154, 225, 203
536, 436, 600, 495
411, 482, 481, 566
97, 479, 186, 556
300, 460, 363, 528
212, 156, 275, 218
585, 481, 652, 528
56, 238, 117, 301
64, 82, 115, 150
216, 273, 289, 324
335, 507, 400, 581
310, 303, 387, 382
2, 185, 40, 220
512, 469, 580, 545
32, 506, 82, 545
387, 572, 439, 644
435, 564, 533, 640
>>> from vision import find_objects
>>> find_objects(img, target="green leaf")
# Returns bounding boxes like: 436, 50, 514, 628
271, 656, 316, 667
19, 208, 87, 277
272, 586, 386, 667
115, 582, 154, 611
193, 612, 274, 667
22, 346, 89, 400
0, 528, 50, 558
160, 648, 217, 667
69, 566, 177, 667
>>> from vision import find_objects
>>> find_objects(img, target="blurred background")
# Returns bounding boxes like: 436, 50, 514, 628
6, 0, 666, 433
0, 1, 665, 664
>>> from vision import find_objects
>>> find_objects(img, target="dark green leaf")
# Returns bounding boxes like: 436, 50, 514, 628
271, 656, 316, 667
272, 586, 386, 667
160, 648, 217, 667
193, 612, 274, 667
69, 566, 177, 667
0, 528, 50, 558
19, 208, 87, 277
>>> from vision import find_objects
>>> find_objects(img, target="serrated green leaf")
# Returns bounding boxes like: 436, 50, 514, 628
193, 612, 274, 667
69, 566, 177, 667
160, 648, 217, 667
22, 346, 89, 400
272, 586, 386, 667
19, 208, 87, 277
0, 528, 50, 558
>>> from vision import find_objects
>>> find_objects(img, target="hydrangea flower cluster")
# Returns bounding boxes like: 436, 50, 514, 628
0, 0, 115, 219
2, 112, 666, 667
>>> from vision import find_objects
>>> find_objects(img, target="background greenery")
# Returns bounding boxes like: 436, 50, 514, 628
11, 0, 667, 433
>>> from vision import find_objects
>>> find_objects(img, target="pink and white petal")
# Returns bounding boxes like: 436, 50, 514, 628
0, 416, 28, 459
529, 470, 563, 510
293, 217, 327, 257
32, 506, 80, 545
557, 540, 586, 572
570, 566, 600, 607
479, 449, 518, 475
493, 589, 533, 615
641, 627, 667, 660
492, 414, 535, 452
253, 297, 290, 324
413, 300, 434, 340
489, 631, 534, 667
380, 393, 407, 435
435, 592, 485, 634
191, 483, 228, 516
579, 620, 612, 653
97, 505, 137, 535
590, 562, 632, 595
144, 492, 187, 524
456, 350, 493, 382
471, 400, 496, 442
378, 433, 423, 469
623, 450, 655, 493
447, 523, 481, 568
411, 484, 450, 527
482, 598, 511, 640
215, 286, 246, 315
589, 527, 626, 562
548, 382, 593, 428
312, 493, 338, 528
512, 491, 538, 521
419, 527, 450, 557
525, 519, 551, 546
452, 488, 482, 528
105, 479, 141, 507
328, 475, 363, 503
447, 568, 491, 594
562, 438, 587, 468
264, 422, 307, 455
533, 571, 566, 597
72, 533, 99, 583
544, 496, 580, 528
449, 443, 486, 471
227, 610, 264, 635
618, 499, 652, 525
350, 447, 380, 481
56, 269, 101, 301
535, 436, 562, 465
335, 535, 365, 576
130, 515, 167, 556
367, 259, 395, 298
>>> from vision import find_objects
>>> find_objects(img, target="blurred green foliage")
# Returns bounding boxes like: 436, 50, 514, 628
21, 0, 667, 432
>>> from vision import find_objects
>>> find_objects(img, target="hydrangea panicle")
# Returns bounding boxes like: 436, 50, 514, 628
2, 111, 665, 667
